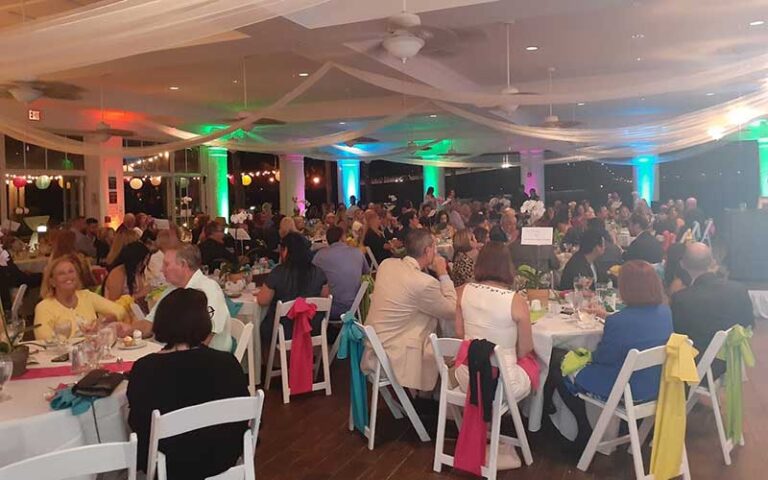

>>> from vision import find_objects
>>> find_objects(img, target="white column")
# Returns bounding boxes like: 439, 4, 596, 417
422, 165, 445, 199
632, 158, 660, 204
279, 154, 305, 215
337, 159, 360, 207
201, 146, 229, 221
520, 150, 545, 203
84, 136, 124, 229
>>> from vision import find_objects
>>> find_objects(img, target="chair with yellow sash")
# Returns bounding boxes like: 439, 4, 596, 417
577, 335, 698, 480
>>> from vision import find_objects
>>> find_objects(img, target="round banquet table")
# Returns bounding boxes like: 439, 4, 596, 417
0, 339, 162, 470
14, 255, 50, 274
524, 312, 604, 432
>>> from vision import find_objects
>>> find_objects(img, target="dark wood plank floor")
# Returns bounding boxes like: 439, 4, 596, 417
255, 322, 766, 479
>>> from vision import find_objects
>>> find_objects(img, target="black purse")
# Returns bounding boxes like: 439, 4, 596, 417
72, 369, 125, 398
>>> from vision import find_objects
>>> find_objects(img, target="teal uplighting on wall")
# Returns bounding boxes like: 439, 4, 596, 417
423, 165, 441, 198
759, 140, 768, 196
339, 160, 360, 206
633, 156, 657, 204
209, 146, 229, 221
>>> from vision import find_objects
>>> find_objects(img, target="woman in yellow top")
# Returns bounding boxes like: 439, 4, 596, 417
34, 255, 136, 342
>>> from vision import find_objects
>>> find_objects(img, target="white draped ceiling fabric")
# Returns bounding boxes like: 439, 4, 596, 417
0, 0, 767, 164
0, 0, 331, 81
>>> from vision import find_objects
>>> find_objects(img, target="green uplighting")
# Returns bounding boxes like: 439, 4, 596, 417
759, 142, 768, 196
423, 166, 442, 198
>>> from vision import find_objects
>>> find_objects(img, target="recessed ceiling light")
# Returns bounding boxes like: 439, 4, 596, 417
577, 102, 586, 106
525, 46, 539, 51
749, 20, 765, 26
232, 80, 238, 84
428, 114, 438, 118
705, 92, 715, 96
168, 86, 180, 91
635, 57, 643, 62
338, 121, 346, 125
631, 33, 645, 39
298, 72, 310, 77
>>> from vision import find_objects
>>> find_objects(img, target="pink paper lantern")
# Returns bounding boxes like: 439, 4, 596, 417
12, 177, 27, 188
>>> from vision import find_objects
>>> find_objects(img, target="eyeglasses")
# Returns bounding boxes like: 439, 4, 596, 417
208, 306, 215, 319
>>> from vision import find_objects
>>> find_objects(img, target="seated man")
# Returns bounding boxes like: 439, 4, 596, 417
671, 243, 754, 375
312, 226, 369, 318
559, 229, 605, 290
199, 221, 238, 271
145, 244, 232, 352
623, 212, 664, 264
361, 229, 456, 392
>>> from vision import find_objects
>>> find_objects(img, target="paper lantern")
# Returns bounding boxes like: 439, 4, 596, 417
241, 174, 252, 186
35, 175, 51, 190
150, 176, 162, 187
129, 178, 144, 190
179, 177, 189, 188
274, 170, 280, 182
58, 177, 64, 188
12, 177, 26, 188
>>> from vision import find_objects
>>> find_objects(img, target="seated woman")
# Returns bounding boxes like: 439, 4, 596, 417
127, 288, 249, 480
454, 242, 533, 469
432, 210, 455, 242
362, 210, 392, 264
103, 242, 151, 302
34, 255, 132, 341
450, 229, 478, 287
105, 228, 140, 266
257, 232, 329, 341
552, 260, 673, 447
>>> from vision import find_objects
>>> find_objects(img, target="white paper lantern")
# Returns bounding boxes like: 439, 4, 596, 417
150, 176, 162, 186
179, 177, 189, 188
129, 178, 144, 190
34, 175, 51, 189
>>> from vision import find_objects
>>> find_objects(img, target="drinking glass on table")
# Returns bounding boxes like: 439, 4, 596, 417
52, 317, 73, 352
76, 314, 100, 337
0, 355, 12, 402
97, 325, 117, 360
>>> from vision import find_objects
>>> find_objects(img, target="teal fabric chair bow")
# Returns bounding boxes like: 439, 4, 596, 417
337, 311, 369, 434
225, 295, 243, 316
717, 325, 755, 441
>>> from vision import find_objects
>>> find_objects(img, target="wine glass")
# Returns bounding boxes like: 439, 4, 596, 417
52, 317, 73, 353
97, 325, 117, 360
0, 355, 13, 402
76, 315, 100, 337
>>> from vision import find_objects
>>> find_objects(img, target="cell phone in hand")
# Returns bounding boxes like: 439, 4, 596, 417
51, 352, 70, 363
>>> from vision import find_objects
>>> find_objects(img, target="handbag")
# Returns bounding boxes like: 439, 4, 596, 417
72, 369, 125, 398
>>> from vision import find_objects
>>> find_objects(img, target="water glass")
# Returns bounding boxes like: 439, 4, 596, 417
53, 317, 72, 353
0, 355, 13, 401
97, 326, 117, 360
72, 339, 100, 375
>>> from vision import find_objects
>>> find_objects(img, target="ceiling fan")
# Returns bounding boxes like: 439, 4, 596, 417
490, 22, 539, 119
344, 136, 380, 147
532, 67, 583, 128
217, 58, 287, 127
357, 0, 486, 62
0, 80, 84, 103
83, 83, 135, 142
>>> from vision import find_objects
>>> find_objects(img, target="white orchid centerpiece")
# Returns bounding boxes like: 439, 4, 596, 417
230, 210, 252, 225
520, 199, 546, 225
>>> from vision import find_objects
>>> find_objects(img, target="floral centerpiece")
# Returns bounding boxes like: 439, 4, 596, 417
0, 312, 34, 377
230, 210, 252, 226
516, 264, 551, 307
520, 200, 545, 226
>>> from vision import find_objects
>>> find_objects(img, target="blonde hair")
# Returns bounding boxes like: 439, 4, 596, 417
41, 255, 83, 298
362, 209, 381, 245
279, 217, 297, 239
106, 229, 139, 265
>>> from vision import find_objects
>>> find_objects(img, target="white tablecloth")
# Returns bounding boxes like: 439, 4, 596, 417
749, 290, 768, 320
525, 313, 604, 432
230, 289, 268, 385
14, 256, 49, 274
0, 340, 161, 469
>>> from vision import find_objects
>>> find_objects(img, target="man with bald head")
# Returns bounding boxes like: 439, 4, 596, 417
671, 243, 753, 373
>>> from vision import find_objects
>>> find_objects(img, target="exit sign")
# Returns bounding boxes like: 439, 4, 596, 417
28, 109, 41, 121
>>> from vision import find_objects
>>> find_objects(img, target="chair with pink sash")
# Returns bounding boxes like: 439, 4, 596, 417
430, 335, 533, 480
264, 296, 333, 404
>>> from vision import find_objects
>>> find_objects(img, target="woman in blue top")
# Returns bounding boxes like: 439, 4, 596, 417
555, 260, 673, 448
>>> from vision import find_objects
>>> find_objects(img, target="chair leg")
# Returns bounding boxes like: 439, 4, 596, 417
707, 371, 732, 466
278, 328, 290, 404
321, 330, 332, 396
433, 379, 448, 473
253, 318, 262, 386
624, 401, 646, 480
264, 323, 279, 390
577, 401, 619, 472
681, 444, 692, 480
379, 386, 404, 419
390, 377, 431, 442
368, 369, 382, 450
634, 417, 655, 451
246, 343, 256, 396
508, 400, 533, 466
449, 404, 463, 430
486, 396, 502, 480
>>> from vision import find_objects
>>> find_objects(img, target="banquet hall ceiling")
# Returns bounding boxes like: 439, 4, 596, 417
1, 0, 768, 161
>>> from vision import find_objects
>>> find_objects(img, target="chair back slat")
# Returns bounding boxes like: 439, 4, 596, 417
275, 296, 332, 319
10, 283, 26, 321
0, 433, 138, 480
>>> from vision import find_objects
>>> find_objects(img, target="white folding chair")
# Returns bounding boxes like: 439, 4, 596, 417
235, 301, 265, 386
365, 247, 379, 273
0, 433, 138, 480
327, 280, 369, 369
264, 296, 333, 404
352, 321, 430, 450
147, 393, 265, 480
701, 219, 714, 247
576, 346, 691, 480
230, 317, 257, 396
686, 329, 742, 465
430, 335, 533, 480
10, 283, 26, 323
205, 430, 256, 480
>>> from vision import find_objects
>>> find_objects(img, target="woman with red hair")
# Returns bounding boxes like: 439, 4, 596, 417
550, 260, 673, 448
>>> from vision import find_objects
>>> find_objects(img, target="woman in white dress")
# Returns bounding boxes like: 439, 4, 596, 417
454, 241, 534, 467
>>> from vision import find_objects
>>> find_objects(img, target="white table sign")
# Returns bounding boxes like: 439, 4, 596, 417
520, 227, 554, 246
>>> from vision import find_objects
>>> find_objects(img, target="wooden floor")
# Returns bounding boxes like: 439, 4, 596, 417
254, 322, 766, 480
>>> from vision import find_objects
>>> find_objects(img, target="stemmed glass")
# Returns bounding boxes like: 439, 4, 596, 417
52, 317, 73, 353
0, 355, 13, 402
97, 325, 117, 360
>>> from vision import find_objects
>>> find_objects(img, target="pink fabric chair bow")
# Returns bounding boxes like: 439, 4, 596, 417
287, 297, 317, 395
